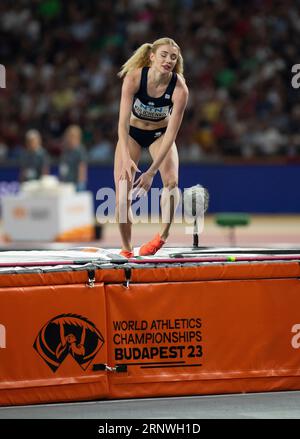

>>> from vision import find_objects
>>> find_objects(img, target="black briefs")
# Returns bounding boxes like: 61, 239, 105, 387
129, 126, 167, 148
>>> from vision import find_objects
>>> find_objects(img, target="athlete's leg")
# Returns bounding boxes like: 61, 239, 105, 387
149, 139, 180, 241
114, 137, 141, 252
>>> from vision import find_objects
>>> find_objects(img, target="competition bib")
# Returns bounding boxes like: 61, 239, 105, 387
133, 98, 170, 120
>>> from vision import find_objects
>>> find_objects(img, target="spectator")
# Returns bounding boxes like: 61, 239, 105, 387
59, 125, 87, 191
89, 130, 112, 162
253, 121, 287, 156
20, 129, 49, 181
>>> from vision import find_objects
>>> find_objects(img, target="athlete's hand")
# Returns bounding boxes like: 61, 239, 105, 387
119, 156, 140, 182
133, 171, 154, 198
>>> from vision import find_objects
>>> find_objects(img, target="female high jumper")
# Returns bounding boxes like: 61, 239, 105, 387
114, 37, 188, 257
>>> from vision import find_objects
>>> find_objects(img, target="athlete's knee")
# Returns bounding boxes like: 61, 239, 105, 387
164, 179, 178, 190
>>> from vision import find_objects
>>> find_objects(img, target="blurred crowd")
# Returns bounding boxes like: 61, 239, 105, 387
1, 0, 300, 164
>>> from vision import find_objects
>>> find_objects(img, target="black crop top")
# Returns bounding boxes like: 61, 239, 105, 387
132, 67, 177, 122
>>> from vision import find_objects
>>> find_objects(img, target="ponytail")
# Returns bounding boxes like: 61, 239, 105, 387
118, 43, 152, 78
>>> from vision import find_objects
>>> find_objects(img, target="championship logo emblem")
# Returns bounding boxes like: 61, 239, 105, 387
33, 314, 104, 372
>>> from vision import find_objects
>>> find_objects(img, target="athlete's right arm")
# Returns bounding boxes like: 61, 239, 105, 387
118, 71, 138, 159
117, 70, 141, 181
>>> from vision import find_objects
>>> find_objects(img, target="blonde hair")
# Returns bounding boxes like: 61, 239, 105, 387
118, 37, 184, 78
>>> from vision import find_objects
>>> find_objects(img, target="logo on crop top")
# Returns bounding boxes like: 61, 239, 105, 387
165, 94, 170, 99
33, 314, 104, 372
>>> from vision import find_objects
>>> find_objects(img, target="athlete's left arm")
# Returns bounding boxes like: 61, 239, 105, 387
147, 80, 189, 176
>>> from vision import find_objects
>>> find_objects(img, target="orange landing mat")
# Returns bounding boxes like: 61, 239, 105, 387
1, 247, 300, 406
